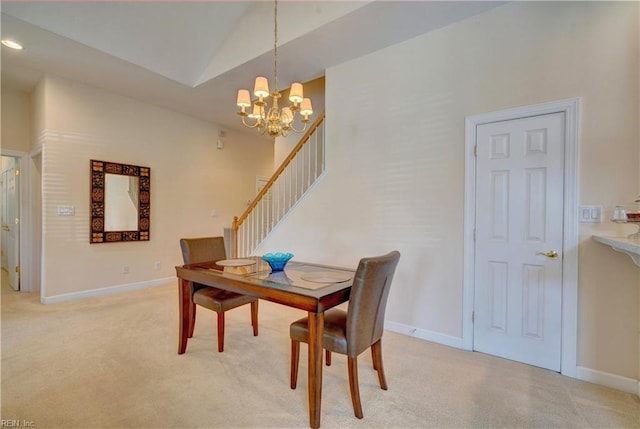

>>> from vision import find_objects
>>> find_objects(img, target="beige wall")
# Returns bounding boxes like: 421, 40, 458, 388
37, 75, 273, 299
1, 87, 31, 152
274, 76, 325, 168
257, 1, 639, 381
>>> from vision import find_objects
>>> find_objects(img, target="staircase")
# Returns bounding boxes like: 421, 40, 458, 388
232, 112, 325, 257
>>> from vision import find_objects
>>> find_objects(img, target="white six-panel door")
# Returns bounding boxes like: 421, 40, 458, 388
474, 112, 564, 371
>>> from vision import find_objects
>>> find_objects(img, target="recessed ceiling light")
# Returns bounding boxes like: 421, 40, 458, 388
1, 39, 24, 50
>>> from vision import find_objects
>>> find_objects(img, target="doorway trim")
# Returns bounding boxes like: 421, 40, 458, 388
462, 97, 580, 378
1, 149, 33, 293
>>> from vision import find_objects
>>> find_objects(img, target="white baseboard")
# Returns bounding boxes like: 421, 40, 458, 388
385, 320, 463, 349
41, 277, 176, 304
386, 321, 639, 398
576, 366, 639, 396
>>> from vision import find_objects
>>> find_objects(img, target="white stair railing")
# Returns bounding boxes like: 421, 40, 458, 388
232, 113, 325, 257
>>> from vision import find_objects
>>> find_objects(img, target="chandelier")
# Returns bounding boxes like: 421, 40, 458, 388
236, 0, 313, 138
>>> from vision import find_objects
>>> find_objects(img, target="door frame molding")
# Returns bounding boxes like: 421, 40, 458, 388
1, 149, 32, 293
462, 97, 580, 378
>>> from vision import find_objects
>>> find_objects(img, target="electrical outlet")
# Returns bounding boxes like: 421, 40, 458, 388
123, 265, 129, 274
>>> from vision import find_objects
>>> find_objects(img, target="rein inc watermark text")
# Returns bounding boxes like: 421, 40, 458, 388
1, 420, 35, 428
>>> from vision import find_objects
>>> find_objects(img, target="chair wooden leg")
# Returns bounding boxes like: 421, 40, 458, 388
251, 301, 259, 336
371, 340, 387, 390
325, 350, 331, 366
290, 340, 300, 389
347, 356, 364, 419
371, 345, 378, 370
188, 302, 196, 338
217, 312, 225, 352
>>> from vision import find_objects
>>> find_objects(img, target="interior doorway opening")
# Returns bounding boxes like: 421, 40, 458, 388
1, 155, 21, 291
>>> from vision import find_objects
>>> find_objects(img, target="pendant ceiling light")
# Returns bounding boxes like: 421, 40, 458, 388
236, 0, 313, 138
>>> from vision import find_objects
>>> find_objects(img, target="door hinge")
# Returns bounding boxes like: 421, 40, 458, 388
472, 311, 475, 323
473, 228, 476, 241
473, 145, 477, 157
15, 265, 20, 273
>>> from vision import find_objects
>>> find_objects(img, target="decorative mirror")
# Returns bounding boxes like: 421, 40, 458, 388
90, 159, 150, 243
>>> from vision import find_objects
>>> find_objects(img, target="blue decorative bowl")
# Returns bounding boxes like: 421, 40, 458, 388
262, 252, 294, 272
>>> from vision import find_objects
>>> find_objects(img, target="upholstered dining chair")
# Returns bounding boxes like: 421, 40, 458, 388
289, 250, 401, 419
180, 236, 258, 352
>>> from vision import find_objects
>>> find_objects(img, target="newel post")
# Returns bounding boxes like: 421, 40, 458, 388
232, 216, 239, 258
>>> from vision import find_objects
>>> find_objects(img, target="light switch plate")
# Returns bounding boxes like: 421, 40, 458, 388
57, 205, 75, 216
579, 205, 602, 223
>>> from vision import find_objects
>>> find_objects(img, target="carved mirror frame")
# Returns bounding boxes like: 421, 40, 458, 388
90, 159, 151, 243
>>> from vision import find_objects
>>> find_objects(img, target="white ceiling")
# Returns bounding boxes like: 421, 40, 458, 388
1, 1, 504, 136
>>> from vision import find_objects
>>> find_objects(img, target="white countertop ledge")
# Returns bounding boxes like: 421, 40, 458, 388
592, 235, 640, 266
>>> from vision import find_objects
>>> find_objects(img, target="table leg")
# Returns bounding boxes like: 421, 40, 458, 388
178, 278, 190, 354
308, 311, 324, 429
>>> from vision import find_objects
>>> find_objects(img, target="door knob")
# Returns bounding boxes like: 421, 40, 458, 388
536, 250, 558, 259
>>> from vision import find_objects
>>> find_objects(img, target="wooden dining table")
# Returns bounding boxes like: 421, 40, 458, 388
175, 257, 355, 429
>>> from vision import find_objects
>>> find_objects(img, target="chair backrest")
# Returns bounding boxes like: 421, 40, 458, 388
180, 236, 227, 265
346, 250, 401, 357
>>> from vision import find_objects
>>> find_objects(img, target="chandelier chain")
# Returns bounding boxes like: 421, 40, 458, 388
273, 0, 278, 92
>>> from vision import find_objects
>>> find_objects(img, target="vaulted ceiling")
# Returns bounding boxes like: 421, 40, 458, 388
1, 1, 504, 135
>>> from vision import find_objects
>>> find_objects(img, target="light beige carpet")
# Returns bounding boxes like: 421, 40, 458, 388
1, 278, 638, 428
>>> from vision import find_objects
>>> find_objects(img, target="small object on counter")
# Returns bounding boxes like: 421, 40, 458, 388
611, 196, 640, 239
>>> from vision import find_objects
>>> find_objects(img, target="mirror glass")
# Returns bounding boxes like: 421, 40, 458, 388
105, 174, 140, 231
91, 160, 150, 243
